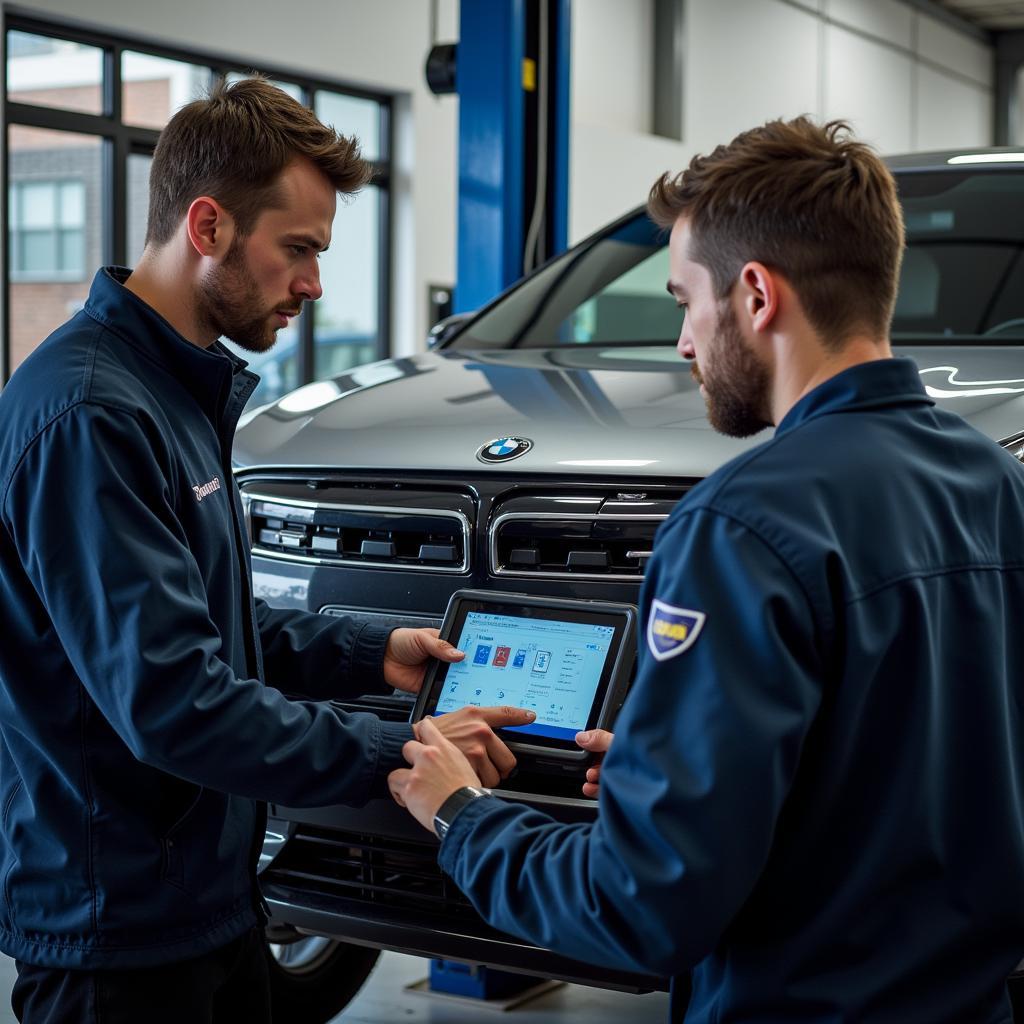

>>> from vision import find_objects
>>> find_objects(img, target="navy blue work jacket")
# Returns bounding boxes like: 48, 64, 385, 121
0, 268, 413, 968
440, 359, 1024, 1023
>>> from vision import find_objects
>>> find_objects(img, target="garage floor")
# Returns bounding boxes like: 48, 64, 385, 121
0, 951, 670, 1022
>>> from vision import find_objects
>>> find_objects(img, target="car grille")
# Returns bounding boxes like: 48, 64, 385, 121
241, 484, 472, 573
490, 493, 685, 580
260, 823, 479, 920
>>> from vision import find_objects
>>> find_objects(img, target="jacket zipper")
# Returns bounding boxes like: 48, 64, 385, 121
220, 378, 270, 927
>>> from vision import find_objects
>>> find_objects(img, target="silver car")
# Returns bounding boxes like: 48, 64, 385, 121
234, 148, 1024, 1023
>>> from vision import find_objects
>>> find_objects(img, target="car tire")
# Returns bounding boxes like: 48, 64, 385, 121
265, 932, 381, 1024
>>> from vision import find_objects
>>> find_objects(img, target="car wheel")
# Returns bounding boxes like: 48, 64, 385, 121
265, 932, 381, 1024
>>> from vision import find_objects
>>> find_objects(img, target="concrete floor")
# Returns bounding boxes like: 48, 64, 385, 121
0, 957, 15, 1024
0, 950, 670, 1023
332, 952, 669, 1023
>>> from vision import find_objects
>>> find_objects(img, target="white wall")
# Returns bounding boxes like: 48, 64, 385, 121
4, 0, 460, 357
571, 0, 655, 134
569, 0, 995, 242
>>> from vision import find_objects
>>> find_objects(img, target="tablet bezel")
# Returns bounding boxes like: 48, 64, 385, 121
412, 590, 636, 765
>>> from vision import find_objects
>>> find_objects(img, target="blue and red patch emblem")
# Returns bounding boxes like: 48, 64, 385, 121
646, 600, 706, 662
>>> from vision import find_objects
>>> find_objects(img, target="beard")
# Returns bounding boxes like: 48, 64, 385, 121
693, 302, 772, 438
196, 239, 299, 353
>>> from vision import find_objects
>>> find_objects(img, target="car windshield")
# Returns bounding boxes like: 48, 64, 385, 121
449, 168, 1024, 349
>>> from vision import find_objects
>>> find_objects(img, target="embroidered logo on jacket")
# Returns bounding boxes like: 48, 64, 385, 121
192, 476, 222, 502
647, 600, 706, 662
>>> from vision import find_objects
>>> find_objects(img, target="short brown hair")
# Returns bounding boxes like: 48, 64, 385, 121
648, 117, 904, 345
145, 76, 372, 247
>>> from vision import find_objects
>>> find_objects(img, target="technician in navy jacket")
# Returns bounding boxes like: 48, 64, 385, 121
0, 78, 530, 1023
390, 118, 1024, 1023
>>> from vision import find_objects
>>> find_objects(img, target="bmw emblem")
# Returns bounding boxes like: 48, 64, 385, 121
477, 436, 533, 464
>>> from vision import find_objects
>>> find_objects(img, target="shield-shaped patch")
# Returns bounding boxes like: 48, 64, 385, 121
646, 600, 706, 662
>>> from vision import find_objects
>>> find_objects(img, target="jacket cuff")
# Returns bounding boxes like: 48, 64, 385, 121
351, 622, 395, 694
437, 793, 503, 871
367, 720, 416, 799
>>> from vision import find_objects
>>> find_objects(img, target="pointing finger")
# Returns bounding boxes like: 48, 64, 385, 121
476, 705, 537, 728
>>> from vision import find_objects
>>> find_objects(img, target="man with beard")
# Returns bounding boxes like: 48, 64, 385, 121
0, 77, 533, 1023
389, 118, 1024, 1023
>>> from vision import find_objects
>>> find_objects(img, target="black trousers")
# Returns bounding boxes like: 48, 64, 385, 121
11, 926, 271, 1024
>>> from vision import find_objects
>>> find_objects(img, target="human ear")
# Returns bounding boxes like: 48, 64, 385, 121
737, 261, 778, 332
185, 196, 234, 258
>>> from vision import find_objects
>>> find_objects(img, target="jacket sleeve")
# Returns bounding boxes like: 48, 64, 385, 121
438, 506, 823, 977
253, 599, 394, 702
3, 404, 412, 806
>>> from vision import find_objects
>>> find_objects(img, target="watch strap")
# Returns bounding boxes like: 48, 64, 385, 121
434, 785, 490, 840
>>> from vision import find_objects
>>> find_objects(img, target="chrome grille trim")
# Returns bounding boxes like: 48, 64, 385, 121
244, 492, 471, 574
489, 511, 668, 581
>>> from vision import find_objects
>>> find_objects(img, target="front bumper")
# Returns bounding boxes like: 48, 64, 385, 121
259, 793, 667, 992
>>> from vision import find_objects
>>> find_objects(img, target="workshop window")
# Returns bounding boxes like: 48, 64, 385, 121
6, 30, 103, 115
121, 52, 212, 131
3, 16, 392, 402
9, 179, 87, 280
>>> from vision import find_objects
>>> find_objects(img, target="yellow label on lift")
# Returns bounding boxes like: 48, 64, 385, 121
522, 58, 536, 92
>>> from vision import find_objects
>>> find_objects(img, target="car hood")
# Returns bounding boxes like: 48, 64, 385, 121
233, 345, 1024, 478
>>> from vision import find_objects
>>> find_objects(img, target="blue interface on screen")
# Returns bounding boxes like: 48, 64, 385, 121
435, 611, 615, 742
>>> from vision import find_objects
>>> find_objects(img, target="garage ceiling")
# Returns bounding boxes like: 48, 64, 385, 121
932, 0, 1024, 30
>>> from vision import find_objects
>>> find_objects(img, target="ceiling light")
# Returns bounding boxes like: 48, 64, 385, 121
947, 153, 1024, 165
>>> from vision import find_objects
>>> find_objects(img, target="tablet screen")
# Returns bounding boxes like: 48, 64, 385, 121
434, 609, 617, 742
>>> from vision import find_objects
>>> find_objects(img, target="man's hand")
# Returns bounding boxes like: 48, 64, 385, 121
383, 627, 464, 694
575, 728, 614, 798
419, 705, 535, 788
389, 717, 485, 834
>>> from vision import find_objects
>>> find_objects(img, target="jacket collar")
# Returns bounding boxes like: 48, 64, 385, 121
775, 357, 933, 438
84, 267, 259, 429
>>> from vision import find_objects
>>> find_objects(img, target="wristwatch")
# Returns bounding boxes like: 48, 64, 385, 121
433, 786, 491, 840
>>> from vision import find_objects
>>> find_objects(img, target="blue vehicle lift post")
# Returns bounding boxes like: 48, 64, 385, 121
454, 0, 571, 314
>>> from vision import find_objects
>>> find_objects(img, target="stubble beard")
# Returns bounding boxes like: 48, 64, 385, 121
197, 238, 297, 353
694, 302, 773, 439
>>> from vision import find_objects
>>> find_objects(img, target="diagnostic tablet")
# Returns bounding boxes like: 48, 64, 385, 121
412, 590, 636, 769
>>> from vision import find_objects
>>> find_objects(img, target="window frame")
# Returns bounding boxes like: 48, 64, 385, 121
2, 8, 393, 386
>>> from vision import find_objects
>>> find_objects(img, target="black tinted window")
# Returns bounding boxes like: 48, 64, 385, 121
894, 170, 1024, 339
